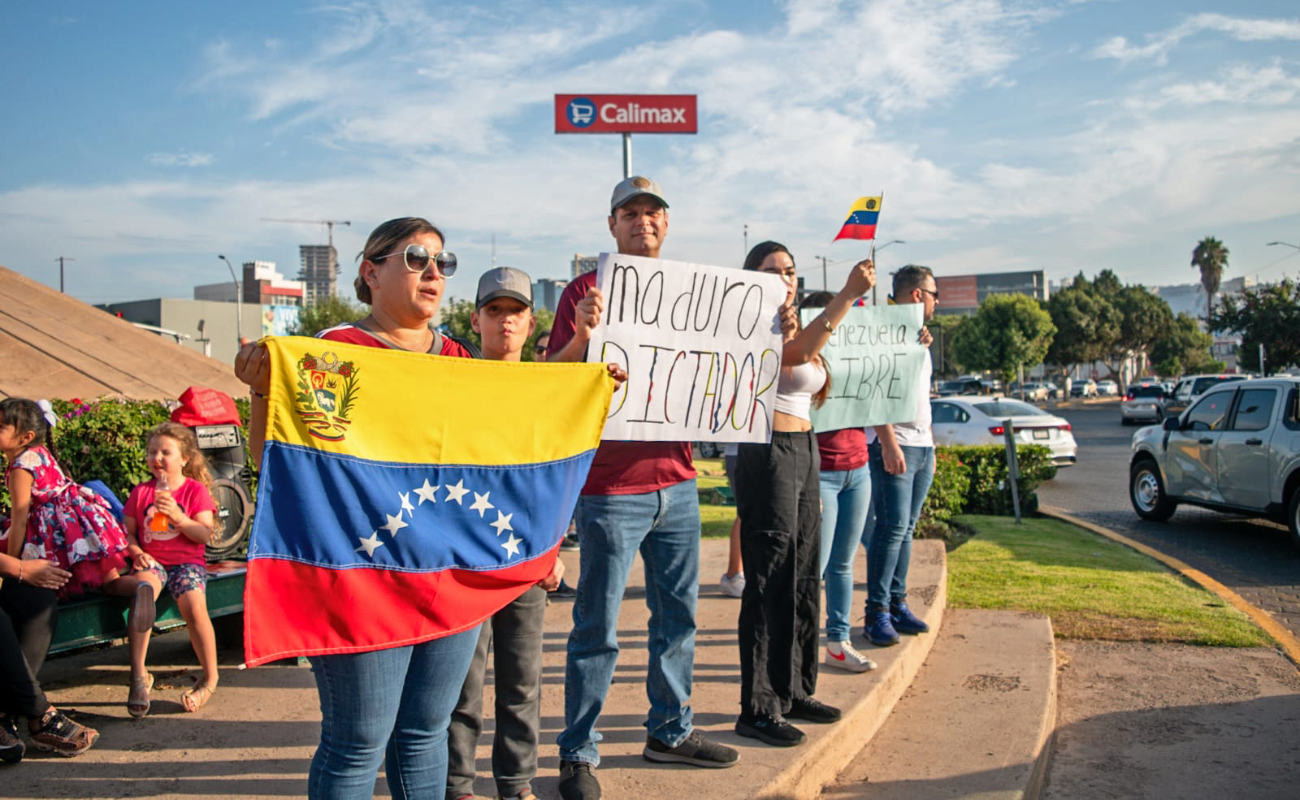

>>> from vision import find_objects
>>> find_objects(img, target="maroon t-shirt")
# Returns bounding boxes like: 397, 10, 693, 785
816, 427, 868, 472
552, 271, 696, 496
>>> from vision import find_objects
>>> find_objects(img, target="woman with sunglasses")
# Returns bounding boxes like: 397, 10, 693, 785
235, 217, 481, 799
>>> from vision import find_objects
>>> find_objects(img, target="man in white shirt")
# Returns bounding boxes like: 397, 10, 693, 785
862, 265, 939, 646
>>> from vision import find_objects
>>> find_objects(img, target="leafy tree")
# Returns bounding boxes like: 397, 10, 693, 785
1044, 287, 1120, 374
1191, 236, 1228, 321
1102, 286, 1173, 389
1211, 278, 1300, 373
949, 294, 1056, 388
1150, 313, 1218, 377
437, 297, 556, 362
289, 295, 366, 336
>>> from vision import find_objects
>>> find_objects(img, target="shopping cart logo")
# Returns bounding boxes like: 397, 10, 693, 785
567, 97, 596, 128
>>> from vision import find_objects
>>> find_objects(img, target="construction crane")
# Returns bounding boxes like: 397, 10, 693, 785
261, 217, 352, 247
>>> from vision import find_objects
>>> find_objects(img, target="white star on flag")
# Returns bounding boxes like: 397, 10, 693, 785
415, 479, 439, 505
400, 491, 415, 518
444, 480, 469, 504
490, 510, 514, 537
470, 491, 494, 518
382, 512, 409, 536
356, 532, 384, 557
500, 533, 523, 558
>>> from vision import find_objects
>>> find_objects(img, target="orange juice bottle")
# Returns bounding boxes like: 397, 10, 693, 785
149, 475, 170, 532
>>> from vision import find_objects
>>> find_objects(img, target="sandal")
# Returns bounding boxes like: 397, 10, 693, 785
29, 708, 99, 757
129, 582, 156, 634
181, 680, 216, 713
128, 673, 154, 718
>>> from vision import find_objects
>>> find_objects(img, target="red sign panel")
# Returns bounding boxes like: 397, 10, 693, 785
935, 275, 979, 308
555, 94, 697, 134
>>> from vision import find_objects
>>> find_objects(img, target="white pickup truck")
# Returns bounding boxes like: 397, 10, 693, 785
1129, 377, 1300, 552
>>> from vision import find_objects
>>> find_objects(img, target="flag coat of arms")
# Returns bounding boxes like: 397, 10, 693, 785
243, 336, 611, 667
833, 196, 883, 241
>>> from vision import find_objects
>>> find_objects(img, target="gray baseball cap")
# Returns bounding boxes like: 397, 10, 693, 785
476, 267, 533, 309
610, 175, 669, 214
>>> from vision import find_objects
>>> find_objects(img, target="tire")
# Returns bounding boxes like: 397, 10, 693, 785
207, 478, 253, 562
1288, 489, 1300, 555
1130, 459, 1177, 521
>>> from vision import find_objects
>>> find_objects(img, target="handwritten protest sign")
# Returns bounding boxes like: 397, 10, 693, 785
589, 253, 786, 443
805, 303, 926, 431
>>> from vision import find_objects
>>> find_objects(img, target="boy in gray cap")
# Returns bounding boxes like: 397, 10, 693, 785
445, 266, 566, 800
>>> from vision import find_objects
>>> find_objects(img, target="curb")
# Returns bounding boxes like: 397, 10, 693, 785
1039, 505, 1300, 669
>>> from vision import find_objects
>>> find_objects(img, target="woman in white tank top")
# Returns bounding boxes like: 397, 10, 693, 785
731, 241, 877, 747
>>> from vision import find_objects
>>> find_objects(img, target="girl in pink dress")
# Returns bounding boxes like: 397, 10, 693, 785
1, 399, 129, 600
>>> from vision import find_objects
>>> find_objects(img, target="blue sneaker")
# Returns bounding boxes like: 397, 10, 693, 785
891, 601, 930, 635
865, 610, 900, 647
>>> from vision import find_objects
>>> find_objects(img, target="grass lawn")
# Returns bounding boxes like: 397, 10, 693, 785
947, 514, 1272, 647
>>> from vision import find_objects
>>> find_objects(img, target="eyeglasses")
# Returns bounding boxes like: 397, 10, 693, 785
373, 244, 458, 277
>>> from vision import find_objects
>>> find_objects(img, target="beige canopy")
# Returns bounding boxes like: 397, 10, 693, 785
0, 265, 247, 401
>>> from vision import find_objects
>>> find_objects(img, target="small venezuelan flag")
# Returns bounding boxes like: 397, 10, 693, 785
833, 196, 883, 242
243, 336, 611, 667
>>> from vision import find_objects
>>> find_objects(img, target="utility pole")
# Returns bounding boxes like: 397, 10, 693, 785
816, 256, 829, 291
55, 256, 75, 293
743, 224, 748, 259
218, 255, 243, 345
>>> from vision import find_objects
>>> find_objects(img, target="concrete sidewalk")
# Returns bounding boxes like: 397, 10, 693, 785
14, 537, 948, 799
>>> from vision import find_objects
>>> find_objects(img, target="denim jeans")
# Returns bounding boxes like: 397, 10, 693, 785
307, 626, 480, 800
559, 479, 700, 766
446, 585, 547, 800
863, 443, 936, 611
817, 464, 872, 642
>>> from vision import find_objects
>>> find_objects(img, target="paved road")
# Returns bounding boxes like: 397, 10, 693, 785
1035, 400, 1300, 639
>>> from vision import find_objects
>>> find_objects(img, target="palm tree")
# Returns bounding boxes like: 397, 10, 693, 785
1190, 237, 1228, 323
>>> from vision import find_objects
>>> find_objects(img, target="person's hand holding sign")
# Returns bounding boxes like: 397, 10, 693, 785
918, 326, 933, 347
778, 302, 799, 342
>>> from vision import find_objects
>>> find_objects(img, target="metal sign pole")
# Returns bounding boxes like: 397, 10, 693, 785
623, 133, 632, 178
1003, 418, 1022, 523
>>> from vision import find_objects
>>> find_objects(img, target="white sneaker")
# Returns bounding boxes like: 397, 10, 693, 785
825, 640, 877, 673
719, 572, 746, 598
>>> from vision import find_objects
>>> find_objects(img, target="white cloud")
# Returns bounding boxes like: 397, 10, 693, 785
1091, 12, 1300, 66
145, 151, 214, 167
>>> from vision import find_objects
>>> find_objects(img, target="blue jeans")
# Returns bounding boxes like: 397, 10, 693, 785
817, 464, 872, 642
559, 479, 700, 766
863, 443, 935, 612
307, 627, 480, 800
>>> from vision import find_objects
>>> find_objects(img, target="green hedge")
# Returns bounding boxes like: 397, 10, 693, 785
938, 444, 1056, 518
919, 449, 970, 531
1, 397, 256, 516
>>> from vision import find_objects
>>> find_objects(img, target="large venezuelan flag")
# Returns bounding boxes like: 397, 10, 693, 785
243, 336, 611, 667
833, 196, 883, 241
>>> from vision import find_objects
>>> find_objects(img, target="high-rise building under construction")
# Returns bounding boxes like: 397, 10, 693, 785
298, 244, 337, 307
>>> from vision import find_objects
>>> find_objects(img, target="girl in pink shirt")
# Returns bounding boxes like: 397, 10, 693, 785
102, 423, 218, 717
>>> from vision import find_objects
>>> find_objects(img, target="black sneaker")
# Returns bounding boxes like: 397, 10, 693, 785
643, 729, 739, 768
551, 579, 577, 599
558, 760, 600, 800
560, 533, 581, 550
788, 696, 841, 723
29, 708, 99, 757
0, 714, 23, 763
735, 714, 807, 747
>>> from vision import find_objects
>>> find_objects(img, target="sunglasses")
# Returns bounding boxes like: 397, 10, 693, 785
373, 244, 458, 277
919, 288, 940, 301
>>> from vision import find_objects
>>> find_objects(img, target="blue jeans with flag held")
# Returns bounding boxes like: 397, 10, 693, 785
559, 479, 701, 766
307, 627, 480, 800
863, 443, 936, 611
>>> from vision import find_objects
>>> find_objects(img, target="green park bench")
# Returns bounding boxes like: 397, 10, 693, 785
49, 561, 246, 655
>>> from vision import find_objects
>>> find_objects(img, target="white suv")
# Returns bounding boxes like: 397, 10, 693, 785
1129, 378, 1300, 552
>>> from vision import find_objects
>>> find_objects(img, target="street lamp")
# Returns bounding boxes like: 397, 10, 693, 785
872, 239, 905, 305
1267, 241, 1300, 251
217, 255, 242, 345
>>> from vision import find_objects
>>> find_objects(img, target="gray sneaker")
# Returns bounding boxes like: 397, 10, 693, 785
643, 730, 740, 768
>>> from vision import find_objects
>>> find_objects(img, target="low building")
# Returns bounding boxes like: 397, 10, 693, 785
195, 260, 306, 307
933, 270, 1048, 316
98, 297, 299, 366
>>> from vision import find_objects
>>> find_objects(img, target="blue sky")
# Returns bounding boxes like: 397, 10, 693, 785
3, 0, 1298, 307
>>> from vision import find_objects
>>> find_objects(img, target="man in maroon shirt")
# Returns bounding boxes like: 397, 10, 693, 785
550, 177, 739, 800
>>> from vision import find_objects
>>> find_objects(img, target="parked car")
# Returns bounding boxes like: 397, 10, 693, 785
1120, 383, 1170, 425
1129, 377, 1300, 551
1044, 381, 1062, 400
1164, 373, 1250, 417
936, 378, 987, 397
1010, 382, 1049, 402
1096, 379, 1119, 396
1070, 379, 1098, 398
931, 396, 1078, 466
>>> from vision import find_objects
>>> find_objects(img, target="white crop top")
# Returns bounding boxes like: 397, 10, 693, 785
773, 360, 827, 421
